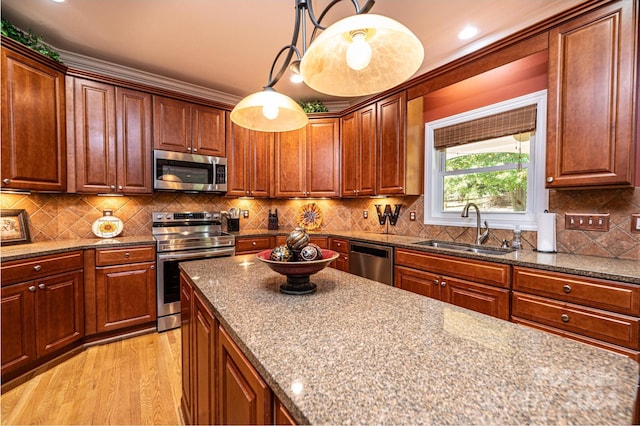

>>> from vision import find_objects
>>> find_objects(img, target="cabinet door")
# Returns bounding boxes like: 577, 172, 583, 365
95, 262, 156, 333
249, 130, 273, 198
340, 111, 358, 196
192, 104, 226, 156
73, 78, 117, 193
180, 274, 194, 426
115, 87, 153, 194
1, 282, 36, 376
274, 127, 306, 197
35, 270, 84, 357
358, 104, 377, 196
1, 44, 66, 192
394, 266, 441, 300
274, 397, 297, 425
193, 292, 217, 425
153, 95, 191, 152
227, 122, 251, 197
227, 123, 273, 198
306, 118, 340, 197
377, 92, 406, 195
546, 1, 636, 187
218, 325, 272, 425
441, 277, 510, 320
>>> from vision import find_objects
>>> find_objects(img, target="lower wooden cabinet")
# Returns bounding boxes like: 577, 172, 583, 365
236, 236, 273, 255
194, 292, 216, 426
95, 246, 156, 333
329, 238, 349, 272
274, 397, 297, 426
394, 249, 510, 320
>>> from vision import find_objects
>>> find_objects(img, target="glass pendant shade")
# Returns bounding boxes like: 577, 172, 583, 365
300, 14, 424, 97
230, 88, 309, 132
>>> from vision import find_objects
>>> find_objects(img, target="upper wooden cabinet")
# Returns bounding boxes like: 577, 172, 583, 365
70, 78, 152, 194
546, 1, 637, 188
153, 95, 226, 157
1, 38, 67, 192
341, 104, 376, 197
227, 121, 273, 198
274, 118, 340, 198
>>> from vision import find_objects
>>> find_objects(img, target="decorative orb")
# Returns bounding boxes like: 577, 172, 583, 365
299, 243, 323, 261
270, 245, 293, 262
286, 227, 310, 252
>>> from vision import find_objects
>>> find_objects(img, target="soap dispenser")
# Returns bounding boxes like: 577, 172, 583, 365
511, 225, 522, 250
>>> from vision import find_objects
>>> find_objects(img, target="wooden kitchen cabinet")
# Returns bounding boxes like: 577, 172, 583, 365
394, 249, 510, 320
274, 397, 297, 425
94, 246, 156, 333
512, 266, 640, 360
1, 37, 67, 192
274, 118, 340, 198
227, 120, 273, 197
180, 273, 194, 426
546, 1, 637, 188
218, 324, 272, 425
341, 104, 376, 197
153, 95, 226, 157
274, 235, 328, 249
193, 289, 217, 426
235, 236, 274, 255
71, 78, 152, 194
1, 251, 84, 380
329, 238, 349, 272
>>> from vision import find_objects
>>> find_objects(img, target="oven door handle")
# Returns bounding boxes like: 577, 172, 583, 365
157, 248, 235, 262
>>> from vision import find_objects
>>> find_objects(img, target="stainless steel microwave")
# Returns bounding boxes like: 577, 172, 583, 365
153, 150, 227, 193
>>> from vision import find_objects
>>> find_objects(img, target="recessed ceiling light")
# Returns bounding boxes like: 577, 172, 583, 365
51, 0, 65, 3
458, 25, 479, 40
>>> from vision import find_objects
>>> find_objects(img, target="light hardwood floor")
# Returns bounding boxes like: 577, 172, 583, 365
1, 329, 183, 425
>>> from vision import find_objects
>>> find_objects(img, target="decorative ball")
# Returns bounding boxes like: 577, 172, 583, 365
270, 245, 293, 262
286, 227, 310, 252
299, 243, 323, 261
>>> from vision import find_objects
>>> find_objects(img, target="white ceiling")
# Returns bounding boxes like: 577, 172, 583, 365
1, 0, 586, 107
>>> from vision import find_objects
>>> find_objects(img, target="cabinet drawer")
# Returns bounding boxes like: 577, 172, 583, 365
513, 267, 640, 316
395, 248, 510, 288
236, 237, 272, 253
329, 238, 349, 253
1, 251, 83, 286
512, 292, 640, 350
96, 246, 155, 266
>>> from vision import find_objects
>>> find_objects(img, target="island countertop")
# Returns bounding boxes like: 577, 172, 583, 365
180, 254, 639, 425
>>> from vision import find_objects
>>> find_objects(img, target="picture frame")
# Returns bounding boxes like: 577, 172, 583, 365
0, 209, 31, 246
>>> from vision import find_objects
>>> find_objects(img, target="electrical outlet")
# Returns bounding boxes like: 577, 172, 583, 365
632, 214, 640, 234
564, 213, 609, 231
409, 211, 416, 221
363, 210, 368, 219
242, 210, 249, 218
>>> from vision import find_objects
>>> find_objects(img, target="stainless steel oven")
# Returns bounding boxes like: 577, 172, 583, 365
153, 211, 235, 331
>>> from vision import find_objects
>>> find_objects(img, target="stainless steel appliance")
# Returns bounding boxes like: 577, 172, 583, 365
349, 241, 394, 285
153, 150, 227, 193
153, 211, 235, 331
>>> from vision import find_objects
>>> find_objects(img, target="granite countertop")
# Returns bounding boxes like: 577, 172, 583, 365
234, 229, 640, 284
181, 254, 639, 425
0, 235, 156, 262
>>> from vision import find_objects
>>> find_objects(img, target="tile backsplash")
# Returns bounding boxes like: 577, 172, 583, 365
1, 187, 638, 260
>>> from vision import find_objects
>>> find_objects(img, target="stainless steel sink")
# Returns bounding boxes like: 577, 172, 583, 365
413, 240, 515, 256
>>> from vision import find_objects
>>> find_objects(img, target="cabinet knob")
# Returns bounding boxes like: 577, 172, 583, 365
440, 280, 446, 287
561, 313, 569, 323
33, 265, 42, 271
110, 185, 116, 190
124, 252, 130, 258
187, 147, 192, 151
118, 185, 123, 190
192, 148, 197, 152
433, 279, 439, 286
2, 178, 10, 185
150, 265, 155, 270
563, 284, 571, 294
252, 242, 257, 246
28, 285, 36, 292
546, 176, 554, 183
38, 283, 45, 290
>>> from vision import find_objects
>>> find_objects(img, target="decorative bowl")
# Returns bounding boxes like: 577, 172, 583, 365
256, 249, 339, 295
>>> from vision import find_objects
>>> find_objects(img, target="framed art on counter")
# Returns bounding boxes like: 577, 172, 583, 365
0, 209, 31, 245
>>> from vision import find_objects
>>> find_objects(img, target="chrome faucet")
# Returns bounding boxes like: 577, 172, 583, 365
461, 203, 489, 245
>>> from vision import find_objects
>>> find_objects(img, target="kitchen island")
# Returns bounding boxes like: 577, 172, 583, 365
182, 254, 637, 424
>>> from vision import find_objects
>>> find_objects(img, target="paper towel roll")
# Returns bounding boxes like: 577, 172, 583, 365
537, 212, 556, 252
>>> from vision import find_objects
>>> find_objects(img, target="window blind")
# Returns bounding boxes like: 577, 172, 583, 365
434, 104, 537, 149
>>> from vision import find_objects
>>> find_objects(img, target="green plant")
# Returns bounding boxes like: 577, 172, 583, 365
299, 100, 328, 113
1, 17, 61, 63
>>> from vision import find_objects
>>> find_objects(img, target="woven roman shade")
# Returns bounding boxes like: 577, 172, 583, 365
434, 104, 537, 149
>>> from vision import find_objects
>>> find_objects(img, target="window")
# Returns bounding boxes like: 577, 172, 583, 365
424, 90, 548, 230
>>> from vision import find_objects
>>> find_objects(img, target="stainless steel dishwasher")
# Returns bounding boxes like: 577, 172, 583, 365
349, 241, 394, 285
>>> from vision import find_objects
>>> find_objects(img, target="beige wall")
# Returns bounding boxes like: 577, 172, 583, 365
2, 187, 638, 260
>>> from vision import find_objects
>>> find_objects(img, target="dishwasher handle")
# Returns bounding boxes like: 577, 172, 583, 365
350, 243, 392, 259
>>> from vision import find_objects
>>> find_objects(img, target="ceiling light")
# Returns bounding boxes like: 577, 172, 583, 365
230, 0, 424, 132
458, 25, 479, 40
50, 0, 65, 3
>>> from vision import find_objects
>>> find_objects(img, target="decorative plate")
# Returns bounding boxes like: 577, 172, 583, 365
92, 210, 123, 238
297, 203, 322, 230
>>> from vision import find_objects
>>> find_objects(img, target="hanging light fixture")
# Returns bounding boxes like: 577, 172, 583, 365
230, 0, 424, 132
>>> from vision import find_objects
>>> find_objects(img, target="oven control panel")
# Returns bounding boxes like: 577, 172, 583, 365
152, 211, 220, 224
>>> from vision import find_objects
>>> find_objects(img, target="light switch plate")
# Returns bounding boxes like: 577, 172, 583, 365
409, 211, 416, 221
242, 210, 249, 218
363, 210, 368, 219
632, 214, 640, 234
565, 212, 609, 231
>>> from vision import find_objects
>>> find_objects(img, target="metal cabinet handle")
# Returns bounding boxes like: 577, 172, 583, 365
561, 313, 569, 323
118, 185, 123, 190
124, 252, 130, 258
150, 265, 155, 270
252, 242, 257, 246
440, 280, 446, 287
28, 285, 36, 292
110, 185, 115, 190
187, 146, 192, 151
546, 176, 554, 183
33, 265, 42, 271
192, 148, 197, 152
2, 178, 10, 184
38, 283, 45, 290
433, 279, 439, 286
563, 284, 571, 294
